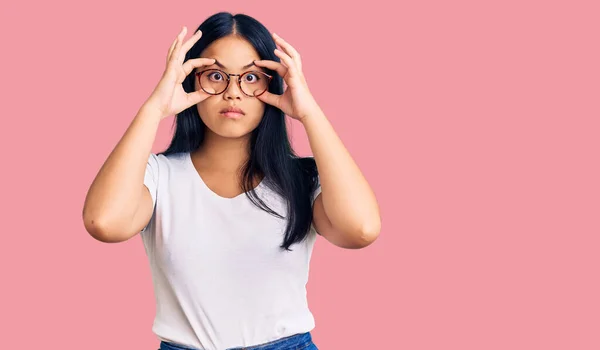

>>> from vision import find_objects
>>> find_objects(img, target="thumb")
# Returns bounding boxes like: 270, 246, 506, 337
187, 90, 210, 106
256, 91, 281, 109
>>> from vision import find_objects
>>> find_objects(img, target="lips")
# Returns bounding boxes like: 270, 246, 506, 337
220, 106, 245, 119
220, 106, 245, 115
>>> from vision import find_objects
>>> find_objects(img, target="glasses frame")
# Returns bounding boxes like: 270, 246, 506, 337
195, 68, 273, 97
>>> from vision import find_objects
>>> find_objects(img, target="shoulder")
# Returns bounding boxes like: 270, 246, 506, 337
147, 151, 190, 172
144, 152, 191, 193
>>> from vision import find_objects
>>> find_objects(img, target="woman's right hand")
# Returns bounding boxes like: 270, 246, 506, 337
143, 26, 216, 120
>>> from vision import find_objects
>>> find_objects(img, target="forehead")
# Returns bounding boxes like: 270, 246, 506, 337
200, 35, 260, 68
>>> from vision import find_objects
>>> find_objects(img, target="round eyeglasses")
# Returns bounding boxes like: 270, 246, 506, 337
195, 69, 273, 97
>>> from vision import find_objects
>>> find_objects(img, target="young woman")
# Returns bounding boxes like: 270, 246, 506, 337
83, 12, 381, 350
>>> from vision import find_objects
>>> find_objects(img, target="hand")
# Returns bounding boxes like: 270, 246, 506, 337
254, 33, 321, 121
143, 26, 216, 120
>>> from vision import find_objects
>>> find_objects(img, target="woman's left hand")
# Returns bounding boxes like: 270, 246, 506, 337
254, 33, 321, 122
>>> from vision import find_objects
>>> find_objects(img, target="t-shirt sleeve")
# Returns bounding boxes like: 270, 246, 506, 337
310, 174, 322, 236
311, 175, 322, 206
309, 156, 321, 206
141, 153, 159, 232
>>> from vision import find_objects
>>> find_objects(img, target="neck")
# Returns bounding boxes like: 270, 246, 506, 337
192, 130, 251, 174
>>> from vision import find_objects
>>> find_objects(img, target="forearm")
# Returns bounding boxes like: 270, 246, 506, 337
301, 108, 381, 237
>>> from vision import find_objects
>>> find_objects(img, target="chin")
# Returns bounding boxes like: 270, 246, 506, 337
204, 120, 258, 139
214, 128, 254, 139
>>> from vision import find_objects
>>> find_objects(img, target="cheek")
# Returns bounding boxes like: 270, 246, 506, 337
196, 101, 210, 118
247, 102, 266, 126
251, 102, 266, 118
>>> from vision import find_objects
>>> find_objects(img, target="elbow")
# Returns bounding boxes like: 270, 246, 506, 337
342, 220, 380, 249
83, 215, 112, 243
82, 213, 131, 243
358, 220, 381, 247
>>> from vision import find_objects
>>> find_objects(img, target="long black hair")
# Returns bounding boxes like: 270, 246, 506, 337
159, 12, 320, 251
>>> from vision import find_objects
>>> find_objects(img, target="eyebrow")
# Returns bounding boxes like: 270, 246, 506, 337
212, 59, 256, 70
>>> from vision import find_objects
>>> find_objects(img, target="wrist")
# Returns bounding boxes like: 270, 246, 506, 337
138, 103, 166, 122
299, 106, 325, 126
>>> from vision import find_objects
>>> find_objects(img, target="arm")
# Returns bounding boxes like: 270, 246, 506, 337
303, 108, 381, 249
251, 32, 381, 248
83, 26, 215, 243
82, 106, 161, 243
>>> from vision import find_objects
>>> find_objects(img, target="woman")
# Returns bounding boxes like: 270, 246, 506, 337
83, 11, 381, 350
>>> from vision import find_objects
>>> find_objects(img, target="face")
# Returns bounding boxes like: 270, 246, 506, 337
195, 35, 267, 139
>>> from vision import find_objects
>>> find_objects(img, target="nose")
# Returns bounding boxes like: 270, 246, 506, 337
223, 77, 243, 100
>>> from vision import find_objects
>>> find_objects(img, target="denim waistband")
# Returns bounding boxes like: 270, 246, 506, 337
159, 332, 314, 350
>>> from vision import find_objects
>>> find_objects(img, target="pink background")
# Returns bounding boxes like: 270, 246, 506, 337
1, 0, 599, 349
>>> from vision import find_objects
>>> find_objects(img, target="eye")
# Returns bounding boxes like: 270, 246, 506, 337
243, 73, 260, 83
208, 71, 224, 81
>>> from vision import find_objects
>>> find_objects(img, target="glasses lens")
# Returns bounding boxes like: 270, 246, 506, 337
199, 69, 228, 94
240, 71, 270, 96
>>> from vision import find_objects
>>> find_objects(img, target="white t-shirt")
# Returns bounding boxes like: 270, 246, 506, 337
140, 151, 321, 350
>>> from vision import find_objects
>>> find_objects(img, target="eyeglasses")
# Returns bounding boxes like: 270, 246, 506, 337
195, 69, 273, 97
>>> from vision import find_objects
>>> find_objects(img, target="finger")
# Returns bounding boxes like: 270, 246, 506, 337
186, 89, 212, 106
170, 26, 187, 63
182, 58, 216, 76
167, 37, 178, 63
179, 30, 203, 63
253, 59, 287, 78
182, 30, 202, 51
272, 33, 302, 70
255, 90, 282, 109
273, 49, 298, 77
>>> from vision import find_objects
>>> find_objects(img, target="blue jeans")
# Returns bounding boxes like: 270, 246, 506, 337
159, 332, 318, 350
